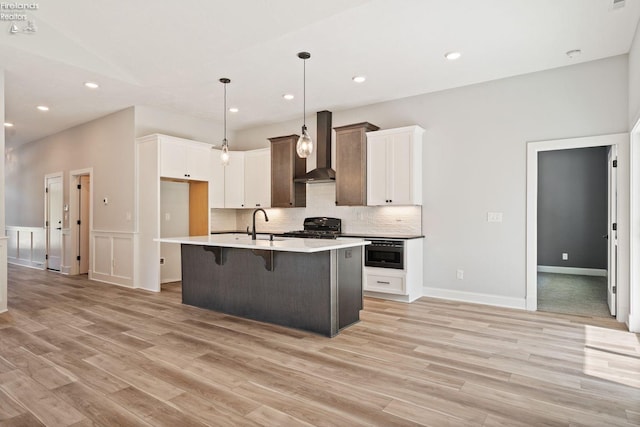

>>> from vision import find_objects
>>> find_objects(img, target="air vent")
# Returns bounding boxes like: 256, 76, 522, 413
612, 0, 625, 9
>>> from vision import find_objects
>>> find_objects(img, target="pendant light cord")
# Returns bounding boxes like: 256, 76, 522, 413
303, 58, 306, 128
223, 82, 227, 142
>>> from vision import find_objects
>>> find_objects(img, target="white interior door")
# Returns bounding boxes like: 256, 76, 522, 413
607, 146, 617, 316
79, 175, 90, 274
46, 176, 63, 271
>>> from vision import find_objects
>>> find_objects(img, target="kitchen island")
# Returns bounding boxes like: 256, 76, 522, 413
158, 234, 368, 337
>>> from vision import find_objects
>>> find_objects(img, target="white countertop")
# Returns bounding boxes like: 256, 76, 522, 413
157, 234, 369, 253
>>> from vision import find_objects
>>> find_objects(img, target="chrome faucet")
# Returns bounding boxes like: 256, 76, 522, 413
250, 208, 269, 240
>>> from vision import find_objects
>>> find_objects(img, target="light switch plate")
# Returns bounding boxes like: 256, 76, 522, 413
487, 212, 503, 222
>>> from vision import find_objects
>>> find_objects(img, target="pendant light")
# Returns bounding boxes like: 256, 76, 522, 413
296, 52, 313, 158
219, 77, 231, 165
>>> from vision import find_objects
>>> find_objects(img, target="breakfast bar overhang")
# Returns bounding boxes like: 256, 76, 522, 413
158, 235, 369, 337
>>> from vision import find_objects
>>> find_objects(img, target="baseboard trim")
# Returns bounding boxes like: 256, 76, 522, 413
537, 266, 607, 277
363, 291, 419, 303
628, 313, 640, 333
422, 287, 526, 310
7, 258, 45, 270
90, 272, 134, 289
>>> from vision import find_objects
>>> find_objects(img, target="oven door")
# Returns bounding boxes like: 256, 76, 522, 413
364, 240, 404, 269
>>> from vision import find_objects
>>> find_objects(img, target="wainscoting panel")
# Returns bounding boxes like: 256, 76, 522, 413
91, 231, 135, 288
6, 226, 46, 269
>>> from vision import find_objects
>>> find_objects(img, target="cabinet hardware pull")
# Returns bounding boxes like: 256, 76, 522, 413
376, 281, 390, 284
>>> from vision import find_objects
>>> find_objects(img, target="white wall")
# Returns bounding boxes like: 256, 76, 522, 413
236, 56, 629, 306
630, 22, 640, 127
135, 105, 231, 145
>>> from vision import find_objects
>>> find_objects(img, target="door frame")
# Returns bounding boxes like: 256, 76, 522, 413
607, 145, 618, 316
44, 172, 63, 271
69, 168, 94, 277
526, 133, 630, 324
629, 120, 640, 333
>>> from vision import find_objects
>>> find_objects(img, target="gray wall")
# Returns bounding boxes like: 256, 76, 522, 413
5, 107, 136, 231
538, 147, 608, 269
236, 55, 629, 304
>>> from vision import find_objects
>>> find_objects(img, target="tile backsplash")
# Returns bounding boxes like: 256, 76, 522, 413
211, 183, 422, 236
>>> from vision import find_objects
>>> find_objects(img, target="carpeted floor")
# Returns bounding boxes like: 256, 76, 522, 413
537, 272, 612, 318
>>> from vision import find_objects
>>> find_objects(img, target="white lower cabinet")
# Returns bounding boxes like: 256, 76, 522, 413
365, 271, 405, 294
364, 238, 423, 303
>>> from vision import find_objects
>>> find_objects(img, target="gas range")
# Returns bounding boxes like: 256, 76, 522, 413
282, 217, 341, 240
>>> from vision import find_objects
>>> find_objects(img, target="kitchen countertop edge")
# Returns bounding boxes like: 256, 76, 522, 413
210, 231, 425, 240
158, 234, 369, 253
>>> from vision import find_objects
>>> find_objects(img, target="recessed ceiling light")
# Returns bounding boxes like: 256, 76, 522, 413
37, 105, 49, 111
4, 122, 14, 127
84, 81, 99, 89
283, 94, 294, 100
228, 107, 239, 113
352, 76, 366, 83
566, 49, 582, 59
445, 51, 462, 61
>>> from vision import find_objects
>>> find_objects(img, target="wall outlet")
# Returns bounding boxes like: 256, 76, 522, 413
562, 253, 569, 260
456, 269, 464, 280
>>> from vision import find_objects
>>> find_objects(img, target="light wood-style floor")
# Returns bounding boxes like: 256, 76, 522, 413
1, 265, 639, 426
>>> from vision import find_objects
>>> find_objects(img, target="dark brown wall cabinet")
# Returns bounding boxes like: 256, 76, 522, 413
334, 122, 379, 206
269, 134, 307, 207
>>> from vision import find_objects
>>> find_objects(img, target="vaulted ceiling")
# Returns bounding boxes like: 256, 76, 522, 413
2, 0, 639, 146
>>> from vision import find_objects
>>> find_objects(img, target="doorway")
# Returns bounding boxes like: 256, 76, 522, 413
78, 175, 90, 274
536, 146, 611, 317
526, 133, 629, 324
69, 168, 93, 277
45, 173, 63, 271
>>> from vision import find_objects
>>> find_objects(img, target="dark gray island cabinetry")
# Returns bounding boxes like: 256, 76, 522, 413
159, 235, 368, 337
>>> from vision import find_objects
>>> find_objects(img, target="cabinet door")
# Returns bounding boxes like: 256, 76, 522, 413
224, 151, 245, 208
244, 149, 271, 208
270, 139, 294, 207
336, 128, 366, 206
387, 132, 413, 205
210, 149, 225, 208
159, 140, 188, 179
367, 135, 389, 206
186, 144, 212, 181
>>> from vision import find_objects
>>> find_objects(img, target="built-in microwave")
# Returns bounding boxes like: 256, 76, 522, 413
364, 239, 404, 269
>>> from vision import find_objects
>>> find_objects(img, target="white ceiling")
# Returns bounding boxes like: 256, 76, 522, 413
1, 0, 639, 147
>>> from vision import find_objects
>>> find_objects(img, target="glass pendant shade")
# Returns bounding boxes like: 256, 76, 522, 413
220, 140, 230, 165
296, 125, 313, 158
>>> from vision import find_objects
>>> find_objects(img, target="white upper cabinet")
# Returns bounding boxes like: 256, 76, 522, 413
366, 126, 424, 206
244, 148, 271, 208
210, 149, 225, 208
224, 151, 246, 208
159, 136, 211, 181
210, 147, 272, 209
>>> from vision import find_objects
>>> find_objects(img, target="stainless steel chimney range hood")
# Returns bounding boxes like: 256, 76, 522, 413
294, 110, 335, 183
